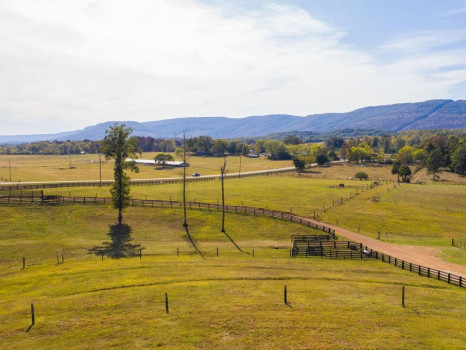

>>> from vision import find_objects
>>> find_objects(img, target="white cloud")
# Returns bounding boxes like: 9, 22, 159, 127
381, 30, 466, 53
0, 0, 465, 135
443, 6, 466, 16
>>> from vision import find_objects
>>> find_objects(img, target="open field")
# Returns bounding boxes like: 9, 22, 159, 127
321, 182, 466, 246
43, 172, 466, 245
1, 205, 465, 349
301, 163, 466, 184
0, 153, 292, 182
45, 176, 363, 215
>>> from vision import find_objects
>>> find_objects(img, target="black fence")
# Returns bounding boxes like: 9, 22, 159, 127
452, 238, 466, 250
291, 236, 465, 289
292, 239, 374, 260
0, 195, 336, 236
375, 251, 464, 288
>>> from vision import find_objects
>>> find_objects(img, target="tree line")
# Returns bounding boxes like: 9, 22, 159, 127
0, 130, 464, 178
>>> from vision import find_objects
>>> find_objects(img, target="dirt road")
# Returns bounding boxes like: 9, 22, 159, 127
299, 216, 466, 278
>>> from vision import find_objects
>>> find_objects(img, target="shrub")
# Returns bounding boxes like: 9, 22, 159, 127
354, 171, 369, 181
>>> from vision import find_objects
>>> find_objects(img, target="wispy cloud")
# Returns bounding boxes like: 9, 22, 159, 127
0, 0, 465, 134
443, 6, 466, 16
381, 30, 466, 53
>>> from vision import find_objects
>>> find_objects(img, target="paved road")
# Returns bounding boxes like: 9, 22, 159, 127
0, 166, 297, 187
0, 160, 347, 187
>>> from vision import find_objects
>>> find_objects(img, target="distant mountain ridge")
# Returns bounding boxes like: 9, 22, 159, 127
1, 99, 465, 143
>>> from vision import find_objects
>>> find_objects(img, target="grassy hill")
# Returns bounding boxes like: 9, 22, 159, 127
1, 205, 465, 349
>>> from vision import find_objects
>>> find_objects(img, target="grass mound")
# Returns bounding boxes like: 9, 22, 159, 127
0, 206, 465, 349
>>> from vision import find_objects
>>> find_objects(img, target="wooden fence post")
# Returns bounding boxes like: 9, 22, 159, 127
284, 285, 287, 304
165, 293, 169, 314
31, 303, 35, 325
23, 257, 25, 269
402, 286, 405, 307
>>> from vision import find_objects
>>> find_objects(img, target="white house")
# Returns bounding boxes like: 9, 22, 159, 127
125, 158, 189, 167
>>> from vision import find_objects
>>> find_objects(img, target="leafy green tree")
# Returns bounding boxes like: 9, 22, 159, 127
451, 141, 466, 175
254, 140, 267, 154
426, 148, 443, 180
292, 157, 306, 172
154, 153, 174, 168
240, 144, 250, 156
413, 149, 427, 164
211, 140, 228, 156
264, 140, 291, 160
316, 153, 329, 166
348, 144, 373, 163
391, 160, 401, 182
227, 140, 240, 154
397, 146, 414, 165
398, 165, 412, 183
198, 135, 213, 154
100, 124, 141, 224
354, 171, 368, 181
283, 135, 303, 145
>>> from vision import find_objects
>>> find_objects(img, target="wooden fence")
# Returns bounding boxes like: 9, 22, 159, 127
374, 250, 464, 288
291, 236, 465, 289
3, 194, 463, 289
452, 238, 466, 250
0, 195, 336, 236
0, 167, 295, 191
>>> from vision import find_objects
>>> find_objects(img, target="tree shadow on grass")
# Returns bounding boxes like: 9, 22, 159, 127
221, 230, 245, 253
88, 224, 143, 259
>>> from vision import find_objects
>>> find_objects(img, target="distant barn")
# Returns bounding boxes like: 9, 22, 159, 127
125, 158, 189, 167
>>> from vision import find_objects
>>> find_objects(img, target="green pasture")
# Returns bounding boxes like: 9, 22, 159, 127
45, 176, 368, 216
0, 153, 292, 182
0, 205, 465, 349
321, 182, 466, 245
45, 173, 465, 244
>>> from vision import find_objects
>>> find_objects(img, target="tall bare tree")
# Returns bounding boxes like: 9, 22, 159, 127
181, 132, 189, 228
220, 157, 227, 232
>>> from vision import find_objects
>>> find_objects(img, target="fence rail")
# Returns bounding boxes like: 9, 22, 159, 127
3, 194, 463, 288
291, 237, 465, 289
0, 167, 295, 191
374, 250, 464, 288
0, 194, 336, 236
452, 238, 466, 250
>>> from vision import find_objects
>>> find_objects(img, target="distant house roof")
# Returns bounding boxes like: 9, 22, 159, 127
125, 158, 189, 167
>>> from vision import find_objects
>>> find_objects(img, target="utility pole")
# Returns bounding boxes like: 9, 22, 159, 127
220, 157, 227, 232
239, 147, 243, 178
9, 159, 11, 182
182, 133, 188, 228
99, 152, 102, 186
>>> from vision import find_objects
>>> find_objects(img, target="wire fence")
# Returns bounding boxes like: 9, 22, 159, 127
0, 167, 295, 191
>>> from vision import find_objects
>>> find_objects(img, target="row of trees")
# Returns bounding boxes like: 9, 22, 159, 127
290, 133, 466, 179
1, 132, 465, 178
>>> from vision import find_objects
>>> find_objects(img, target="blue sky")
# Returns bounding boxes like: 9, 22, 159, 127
0, 0, 465, 135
